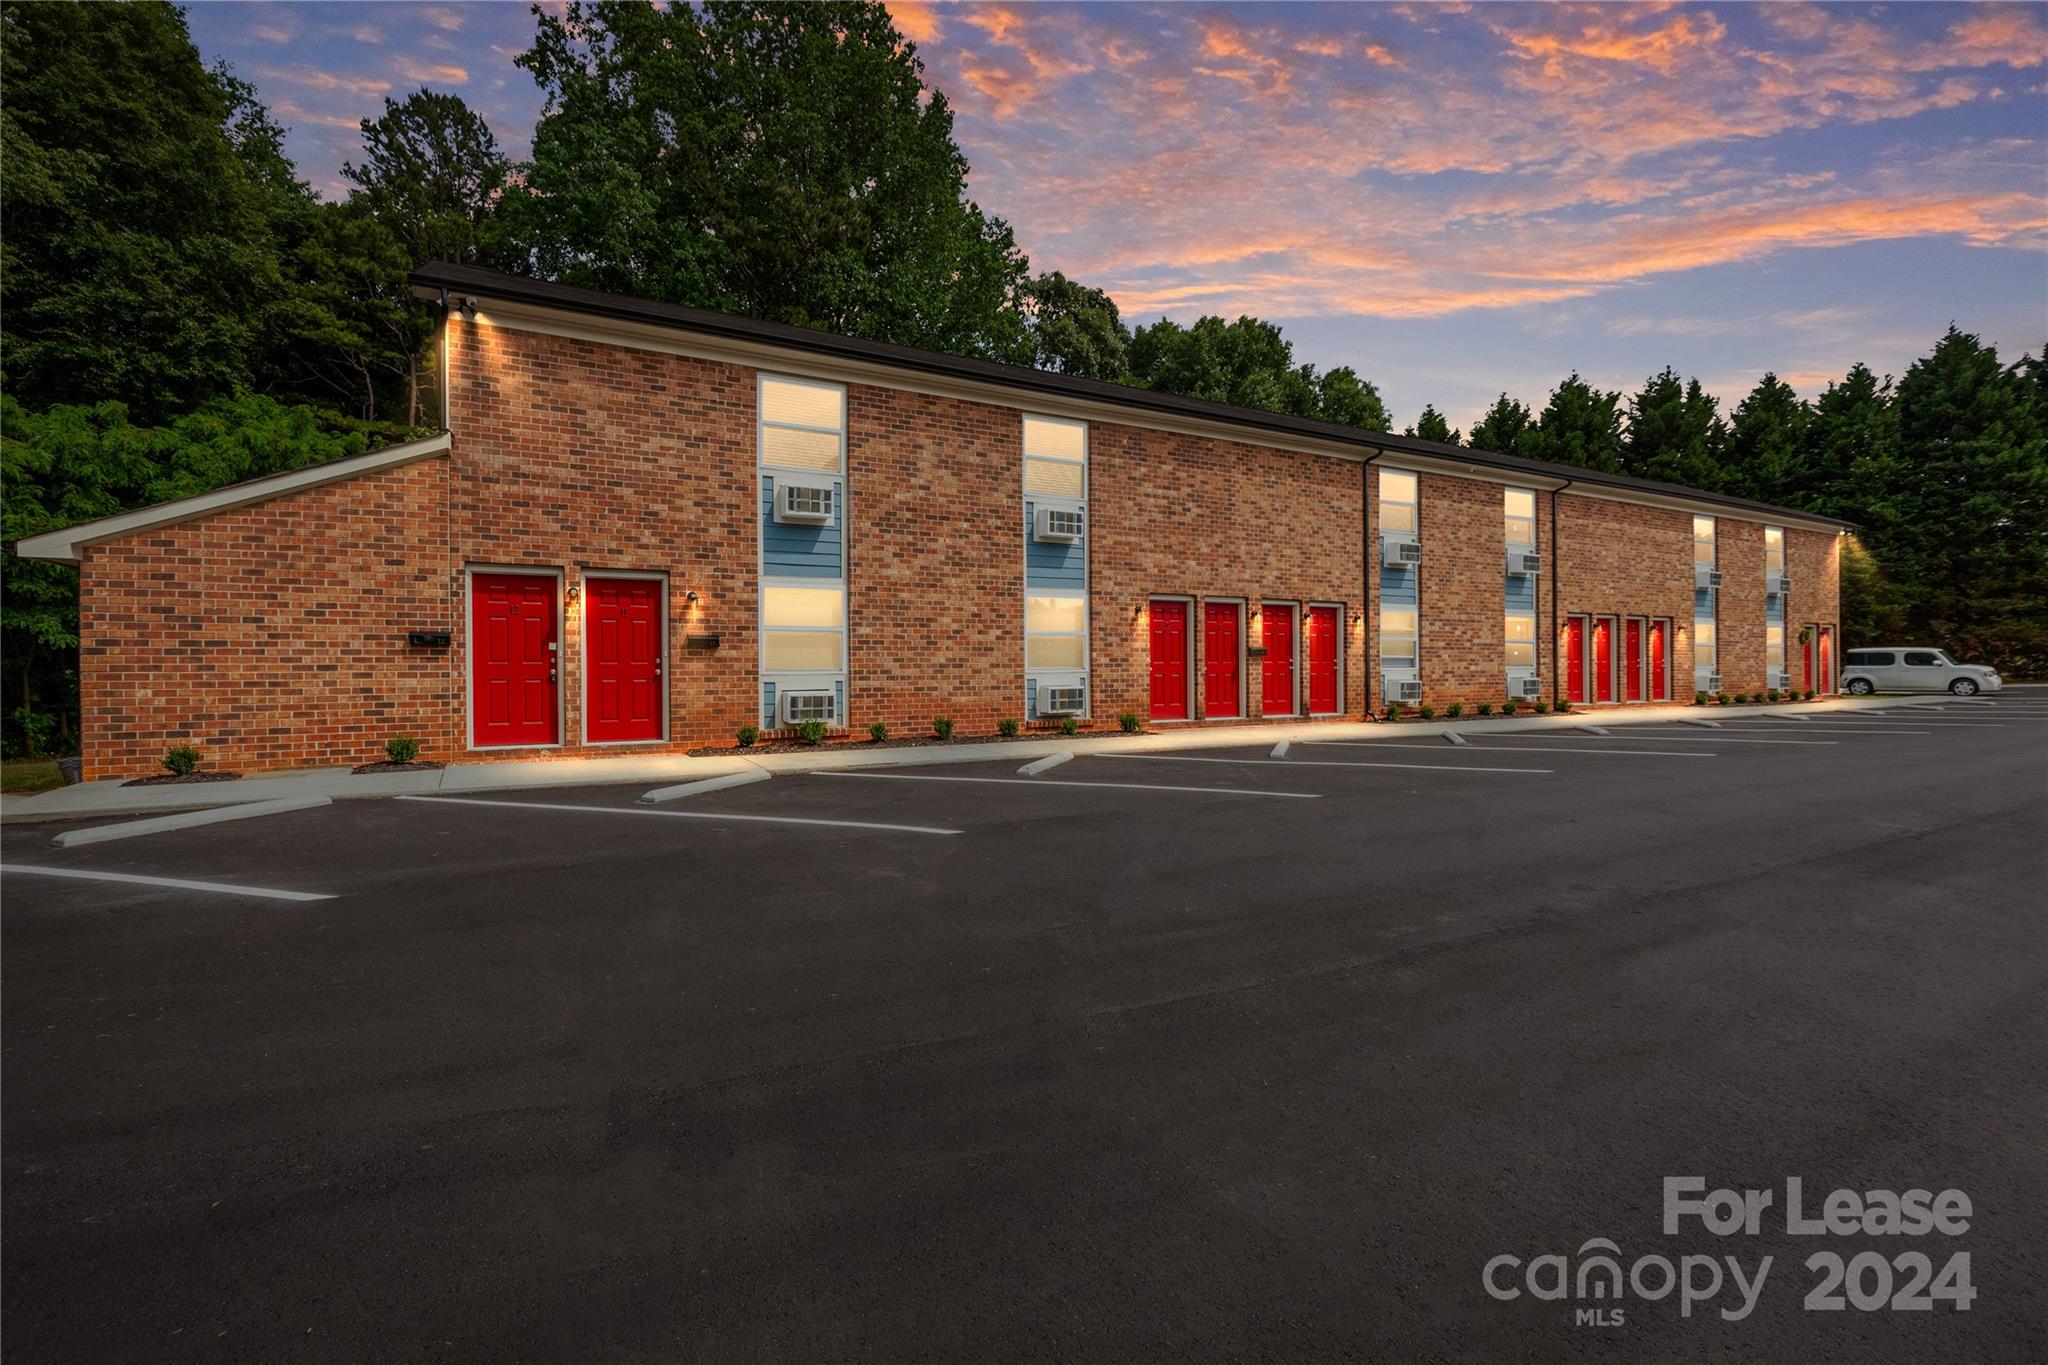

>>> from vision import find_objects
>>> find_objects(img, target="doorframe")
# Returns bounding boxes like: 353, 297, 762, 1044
1305, 601, 1345, 716
580, 569, 670, 747
1199, 596, 1247, 720
1147, 594, 1195, 723
466, 563, 566, 752
1258, 599, 1300, 718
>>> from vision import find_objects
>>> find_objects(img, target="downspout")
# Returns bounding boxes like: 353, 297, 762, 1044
1550, 476, 1573, 705
1362, 450, 1383, 720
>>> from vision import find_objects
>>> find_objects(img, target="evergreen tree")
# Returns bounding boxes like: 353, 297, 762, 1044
1468, 393, 1535, 457
1723, 373, 1809, 504
1623, 367, 1726, 488
344, 88, 511, 269
1406, 405, 1460, 445
1523, 373, 1623, 472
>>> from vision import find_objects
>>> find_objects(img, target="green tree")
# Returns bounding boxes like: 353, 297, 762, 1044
1405, 404, 1460, 445
1722, 372, 1809, 503
0, 1, 285, 421
344, 88, 511, 268
503, 0, 1030, 360
1523, 373, 1624, 472
1311, 366, 1391, 431
1018, 271, 1130, 381
1126, 316, 1388, 430
1623, 367, 1726, 488
1468, 393, 1535, 457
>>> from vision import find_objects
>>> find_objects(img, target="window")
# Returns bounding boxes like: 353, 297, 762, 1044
1767, 624, 1785, 678
1694, 619, 1717, 674
1505, 614, 1536, 668
1027, 593, 1088, 671
763, 585, 844, 671
1381, 605, 1418, 668
1504, 488, 1535, 546
1023, 415, 1087, 499
1904, 651, 1942, 667
1858, 651, 1897, 667
1765, 526, 1785, 576
1381, 469, 1418, 535
1693, 515, 1716, 565
760, 376, 845, 472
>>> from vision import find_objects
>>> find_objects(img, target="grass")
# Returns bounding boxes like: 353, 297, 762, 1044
1, 758, 65, 793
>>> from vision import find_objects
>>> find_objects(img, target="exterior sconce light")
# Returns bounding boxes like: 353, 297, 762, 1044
1133, 602, 1146, 619
685, 590, 701, 605
457, 296, 479, 321
1249, 606, 1261, 621
565, 584, 580, 604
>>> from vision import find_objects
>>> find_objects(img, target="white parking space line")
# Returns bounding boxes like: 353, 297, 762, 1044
398, 794, 961, 835
0, 864, 336, 902
1114, 753, 1552, 775
1732, 720, 1997, 729
1496, 732, 1838, 745
1440, 745, 1715, 758
815, 770, 1321, 798
1696, 724, 1936, 734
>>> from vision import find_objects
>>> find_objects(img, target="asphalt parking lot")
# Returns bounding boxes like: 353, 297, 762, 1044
5, 691, 2046, 1363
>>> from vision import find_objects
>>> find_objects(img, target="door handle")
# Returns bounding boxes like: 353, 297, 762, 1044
549, 669, 558, 683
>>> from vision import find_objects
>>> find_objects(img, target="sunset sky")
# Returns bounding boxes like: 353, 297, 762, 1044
186, 1, 2048, 431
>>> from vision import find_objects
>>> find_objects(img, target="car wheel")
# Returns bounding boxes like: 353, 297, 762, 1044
1846, 678, 1875, 695
1949, 678, 1979, 696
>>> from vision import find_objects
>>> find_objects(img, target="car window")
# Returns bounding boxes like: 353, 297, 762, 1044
1903, 651, 1941, 667
1853, 651, 1895, 666
1937, 650, 1960, 665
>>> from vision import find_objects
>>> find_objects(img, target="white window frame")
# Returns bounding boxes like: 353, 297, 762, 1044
1692, 514, 1717, 566
758, 373, 848, 728
1766, 622, 1786, 683
1380, 601, 1420, 676
1380, 468, 1419, 538
1025, 591, 1090, 699
1764, 525, 1785, 577
580, 569, 670, 746
1693, 515, 1717, 690
1023, 414, 1088, 503
1504, 487, 1536, 548
465, 562, 567, 753
1023, 414, 1089, 719
1505, 610, 1537, 673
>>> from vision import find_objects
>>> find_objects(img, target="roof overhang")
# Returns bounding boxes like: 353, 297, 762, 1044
414, 264, 1855, 535
12, 431, 452, 565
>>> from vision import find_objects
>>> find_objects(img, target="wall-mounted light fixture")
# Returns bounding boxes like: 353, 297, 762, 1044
1133, 602, 1146, 619
685, 590, 701, 605
565, 584, 580, 605
1248, 606, 1261, 621
457, 297, 479, 321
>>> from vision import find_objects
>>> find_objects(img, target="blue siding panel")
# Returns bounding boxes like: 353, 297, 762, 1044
1693, 587, 1713, 616
1023, 502, 1086, 590
1505, 574, 1537, 613
1766, 595, 1784, 624
761, 476, 843, 579
1382, 564, 1418, 607
1026, 676, 1038, 720
762, 681, 776, 729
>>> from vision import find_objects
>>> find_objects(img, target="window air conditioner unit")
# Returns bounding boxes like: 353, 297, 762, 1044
1383, 537, 1422, 568
1041, 684, 1085, 715
779, 690, 834, 726
1768, 573, 1792, 594
1507, 550, 1542, 576
1513, 676, 1542, 700
1033, 507, 1084, 543
1705, 674, 1724, 692
1694, 564, 1723, 590
774, 482, 834, 524
1773, 672, 1793, 690
1385, 676, 1424, 703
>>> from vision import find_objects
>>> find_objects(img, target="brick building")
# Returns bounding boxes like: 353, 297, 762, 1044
17, 265, 1848, 778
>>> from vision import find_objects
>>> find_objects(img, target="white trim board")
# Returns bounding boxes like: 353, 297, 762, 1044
14, 432, 452, 563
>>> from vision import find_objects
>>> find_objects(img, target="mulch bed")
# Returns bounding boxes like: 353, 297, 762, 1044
690, 730, 1137, 757
121, 771, 243, 787
350, 760, 448, 774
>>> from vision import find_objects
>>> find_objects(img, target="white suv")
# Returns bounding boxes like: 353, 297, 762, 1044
1839, 648, 2002, 696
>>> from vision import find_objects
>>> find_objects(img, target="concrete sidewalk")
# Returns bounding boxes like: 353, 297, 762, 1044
0, 695, 1936, 822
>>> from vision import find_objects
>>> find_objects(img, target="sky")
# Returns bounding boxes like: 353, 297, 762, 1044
185, 1, 2048, 432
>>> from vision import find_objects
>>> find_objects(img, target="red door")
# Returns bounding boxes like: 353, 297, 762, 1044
1624, 619, 1644, 702
471, 572, 559, 746
1562, 616, 1586, 703
1148, 600, 1189, 720
1203, 602, 1242, 718
1817, 627, 1833, 693
1260, 606, 1296, 716
586, 578, 663, 742
1648, 620, 1669, 701
1592, 616, 1615, 703
1305, 606, 1339, 715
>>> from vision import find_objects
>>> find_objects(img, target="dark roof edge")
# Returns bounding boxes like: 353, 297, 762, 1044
410, 262, 1856, 531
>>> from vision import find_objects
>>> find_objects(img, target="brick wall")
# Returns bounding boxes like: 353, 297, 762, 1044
1555, 495, 1698, 699
1417, 473, 1504, 708
1718, 519, 1767, 694
1090, 426, 1366, 723
1785, 527, 1842, 693
79, 459, 457, 779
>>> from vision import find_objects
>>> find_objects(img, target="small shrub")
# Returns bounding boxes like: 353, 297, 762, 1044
1750, 692, 1764, 704
737, 725, 759, 748
1501, 698, 1519, 716
997, 717, 1019, 737
1445, 702, 1463, 719
1716, 692, 1731, 706
796, 719, 827, 745
384, 734, 420, 765
1533, 700, 1550, 714
1554, 699, 1572, 713
162, 745, 200, 776
1695, 690, 1709, 706
1118, 712, 1141, 733
932, 716, 954, 740
1058, 715, 1080, 736
1767, 689, 1781, 703
1418, 704, 1436, 720
1803, 688, 1816, 700
1476, 701, 1494, 717
1386, 700, 1403, 720
868, 721, 890, 742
